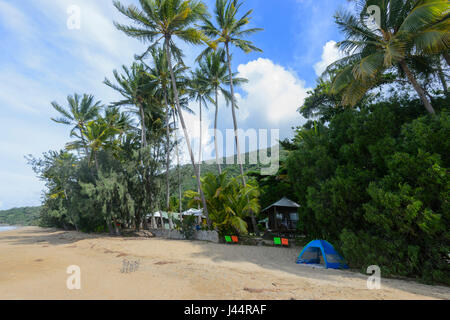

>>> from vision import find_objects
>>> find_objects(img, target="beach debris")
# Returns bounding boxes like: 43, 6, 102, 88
154, 261, 175, 265
121, 259, 141, 273
243, 287, 278, 294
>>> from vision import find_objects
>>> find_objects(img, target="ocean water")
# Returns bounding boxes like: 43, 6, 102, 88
0, 225, 17, 233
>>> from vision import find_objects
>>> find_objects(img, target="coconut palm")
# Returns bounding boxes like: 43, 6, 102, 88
198, 49, 248, 174
187, 69, 214, 178
199, 0, 263, 233
113, 0, 211, 223
66, 118, 119, 171
186, 171, 260, 235
142, 47, 188, 214
51, 93, 102, 156
104, 106, 135, 149
328, 0, 449, 114
104, 63, 155, 148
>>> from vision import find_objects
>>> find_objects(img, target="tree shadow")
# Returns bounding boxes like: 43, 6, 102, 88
189, 242, 450, 300
0, 227, 101, 246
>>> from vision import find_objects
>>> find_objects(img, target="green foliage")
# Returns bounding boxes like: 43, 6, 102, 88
0, 207, 41, 226
185, 171, 260, 235
328, 0, 449, 113
176, 215, 197, 240
286, 94, 450, 284
29, 94, 167, 234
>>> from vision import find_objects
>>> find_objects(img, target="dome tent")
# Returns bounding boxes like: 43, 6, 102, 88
296, 240, 349, 269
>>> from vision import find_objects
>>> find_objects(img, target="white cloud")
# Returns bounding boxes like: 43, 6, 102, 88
313, 40, 345, 77
0, 0, 147, 209
236, 58, 310, 131
175, 102, 215, 165
177, 58, 311, 164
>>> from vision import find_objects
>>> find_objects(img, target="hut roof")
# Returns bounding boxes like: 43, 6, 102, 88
262, 197, 300, 213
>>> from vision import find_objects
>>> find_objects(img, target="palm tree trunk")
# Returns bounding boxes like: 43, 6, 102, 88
214, 87, 222, 174
63, 189, 78, 232
198, 99, 203, 178
225, 42, 259, 235
444, 53, 450, 67
107, 219, 114, 235
78, 126, 89, 157
164, 37, 210, 225
139, 103, 147, 147
94, 151, 99, 172
173, 111, 183, 221
400, 60, 435, 115
164, 88, 171, 213
437, 62, 448, 97
197, 99, 202, 211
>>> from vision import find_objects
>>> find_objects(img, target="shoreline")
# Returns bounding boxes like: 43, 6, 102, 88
0, 225, 19, 232
0, 227, 449, 300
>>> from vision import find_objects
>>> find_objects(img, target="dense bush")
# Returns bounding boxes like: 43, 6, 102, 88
286, 97, 450, 284
176, 215, 197, 240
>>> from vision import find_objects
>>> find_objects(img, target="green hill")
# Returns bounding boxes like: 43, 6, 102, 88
0, 207, 41, 226
169, 146, 287, 196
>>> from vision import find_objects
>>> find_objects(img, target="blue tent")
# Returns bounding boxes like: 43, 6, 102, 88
296, 240, 349, 269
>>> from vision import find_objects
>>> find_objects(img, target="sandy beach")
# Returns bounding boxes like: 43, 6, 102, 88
0, 227, 448, 300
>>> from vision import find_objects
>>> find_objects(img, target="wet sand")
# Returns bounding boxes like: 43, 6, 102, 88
0, 227, 448, 300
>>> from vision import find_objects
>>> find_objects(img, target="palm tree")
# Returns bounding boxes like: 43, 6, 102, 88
104, 63, 154, 148
199, 0, 263, 233
328, 0, 449, 114
143, 48, 188, 214
104, 106, 135, 138
104, 106, 135, 153
188, 69, 214, 178
172, 110, 183, 217
67, 118, 118, 171
113, 0, 212, 223
186, 171, 260, 235
51, 93, 102, 156
198, 49, 248, 174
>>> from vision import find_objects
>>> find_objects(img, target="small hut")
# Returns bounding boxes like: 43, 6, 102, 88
261, 197, 300, 232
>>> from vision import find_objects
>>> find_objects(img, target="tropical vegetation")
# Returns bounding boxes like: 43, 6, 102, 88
27, 0, 448, 284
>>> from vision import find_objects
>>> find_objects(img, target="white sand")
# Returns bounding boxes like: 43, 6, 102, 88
0, 227, 448, 300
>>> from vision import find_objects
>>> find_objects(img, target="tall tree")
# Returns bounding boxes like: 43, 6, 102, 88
51, 93, 102, 156
143, 48, 188, 214
198, 49, 247, 174
113, 0, 211, 224
188, 69, 214, 178
328, 0, 449, 114
199, 0, 263, 233
104, 63, 154, 148
66, 118, 119, 171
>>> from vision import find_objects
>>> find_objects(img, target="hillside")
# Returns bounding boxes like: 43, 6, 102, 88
0, 207, 41, 226
169, 146, 288, 197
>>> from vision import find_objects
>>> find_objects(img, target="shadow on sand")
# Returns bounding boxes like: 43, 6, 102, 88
0, 227, 102, 246
188, 241, 450, 300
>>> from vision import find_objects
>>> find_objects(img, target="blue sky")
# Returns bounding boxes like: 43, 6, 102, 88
0, 0, 350, 210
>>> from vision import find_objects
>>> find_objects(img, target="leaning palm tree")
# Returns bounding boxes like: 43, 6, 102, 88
51, 93, 102, 156
113, 0, 211, 222
328, 0, 449, 114
198, 49, 248, 174
199, 0, 263, 233
104, 63, 154, 148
